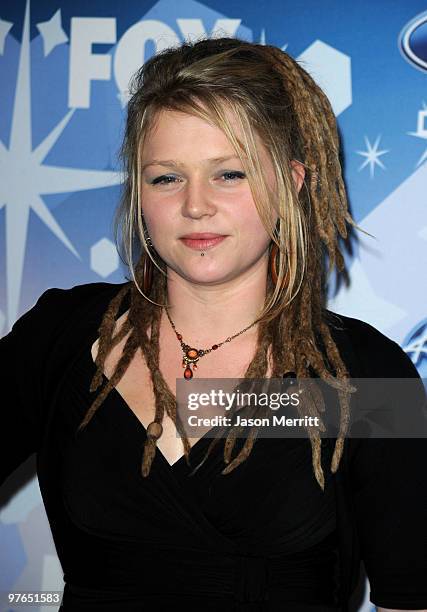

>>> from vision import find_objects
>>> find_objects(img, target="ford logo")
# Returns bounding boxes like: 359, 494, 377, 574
399, 11, 427, 71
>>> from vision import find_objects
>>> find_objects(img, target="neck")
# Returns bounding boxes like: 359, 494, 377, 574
164, 262, 269, 347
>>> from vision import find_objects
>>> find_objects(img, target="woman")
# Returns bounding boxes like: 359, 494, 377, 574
1, 37, 426, 611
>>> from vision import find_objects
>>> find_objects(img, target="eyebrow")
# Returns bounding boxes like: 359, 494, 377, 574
141, 155, 242, 172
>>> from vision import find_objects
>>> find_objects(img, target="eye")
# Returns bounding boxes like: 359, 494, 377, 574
150, 175, 180, 186
220, 171, 246, 182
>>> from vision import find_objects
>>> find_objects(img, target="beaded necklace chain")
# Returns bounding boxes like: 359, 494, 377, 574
164, 307, 259, 380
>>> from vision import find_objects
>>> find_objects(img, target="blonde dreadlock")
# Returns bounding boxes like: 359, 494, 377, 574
78, 37, 364, 490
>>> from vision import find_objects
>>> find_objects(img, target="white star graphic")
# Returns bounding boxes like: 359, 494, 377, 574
0, 17, 13, 55
356, 135, 389, 179
258, 28, 288, 51
36, 8, 68, 57
0, 0, 122, 330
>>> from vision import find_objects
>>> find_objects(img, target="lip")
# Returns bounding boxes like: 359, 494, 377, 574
181, 233, 225, 239
180, 235, 227, 250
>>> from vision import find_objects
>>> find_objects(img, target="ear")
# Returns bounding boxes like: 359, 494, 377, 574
290, 160, 305, 194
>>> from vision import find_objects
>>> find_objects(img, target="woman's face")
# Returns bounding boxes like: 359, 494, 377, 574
139, 108, 303, 287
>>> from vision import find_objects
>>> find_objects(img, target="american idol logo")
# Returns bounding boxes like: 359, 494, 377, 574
402, 318, 427, 383
399, 11, 427, 72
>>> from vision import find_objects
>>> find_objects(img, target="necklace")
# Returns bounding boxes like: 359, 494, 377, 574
164, 307, 259, 380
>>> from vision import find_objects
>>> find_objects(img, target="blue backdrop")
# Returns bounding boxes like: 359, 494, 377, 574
1, 1, 426, 610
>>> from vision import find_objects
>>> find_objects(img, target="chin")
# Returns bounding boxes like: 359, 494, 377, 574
182, 268, 233, 284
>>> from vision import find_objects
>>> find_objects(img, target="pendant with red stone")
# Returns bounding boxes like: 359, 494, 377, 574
184, 366, 193, 380
182, 346, 200, 380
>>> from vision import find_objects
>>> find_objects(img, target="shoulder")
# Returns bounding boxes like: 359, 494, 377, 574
30, 280, 127, 314
2, 281, 129, 355
18, 280, 128, 327
322, 308, 419, 378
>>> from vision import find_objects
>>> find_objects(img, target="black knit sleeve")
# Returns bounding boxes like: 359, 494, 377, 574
0, 288, 68, 487
345, 318, 427, 609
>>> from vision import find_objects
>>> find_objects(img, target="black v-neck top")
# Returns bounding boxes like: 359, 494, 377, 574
1, 281, 427, 611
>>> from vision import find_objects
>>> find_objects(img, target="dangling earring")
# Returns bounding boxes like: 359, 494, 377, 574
142, 251, 153, 295
142, 228, 154, 295
269, 242, 290, 288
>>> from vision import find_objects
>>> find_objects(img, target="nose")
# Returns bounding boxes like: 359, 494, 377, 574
181, 177, 217, 220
